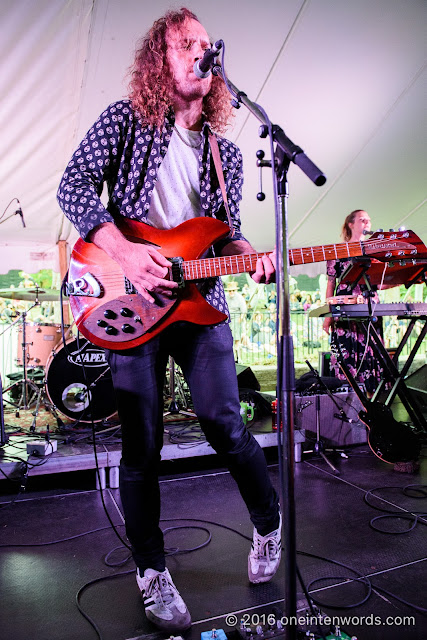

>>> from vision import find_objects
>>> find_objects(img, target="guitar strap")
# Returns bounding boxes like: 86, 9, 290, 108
208, 132, 235, 238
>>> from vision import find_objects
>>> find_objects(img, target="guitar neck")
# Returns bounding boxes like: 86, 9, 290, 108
183, 241, 364, 280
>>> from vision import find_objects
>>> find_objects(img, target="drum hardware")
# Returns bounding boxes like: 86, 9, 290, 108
1, 295, 70, 431
2, 303, 43, 413
163, 357, 195, 419
0, 286, 60, 302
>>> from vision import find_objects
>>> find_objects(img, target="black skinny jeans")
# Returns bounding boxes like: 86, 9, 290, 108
106, 321, 279, 572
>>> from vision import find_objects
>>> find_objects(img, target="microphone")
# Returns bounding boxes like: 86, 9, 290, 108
193, 40, 223, 78
16, 206, 26, 228
362, 229, 372, 235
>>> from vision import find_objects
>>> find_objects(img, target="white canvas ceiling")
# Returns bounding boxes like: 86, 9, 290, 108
0, 0, 426, 277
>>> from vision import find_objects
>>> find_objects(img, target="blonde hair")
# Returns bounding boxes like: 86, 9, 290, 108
341, 209, 365, 241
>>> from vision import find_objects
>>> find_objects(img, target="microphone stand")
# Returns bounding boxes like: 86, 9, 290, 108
213, 63, 326, 639
0, 210, 23, 225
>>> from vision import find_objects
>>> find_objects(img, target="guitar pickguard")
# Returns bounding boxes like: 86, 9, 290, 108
82, 293, 177, 344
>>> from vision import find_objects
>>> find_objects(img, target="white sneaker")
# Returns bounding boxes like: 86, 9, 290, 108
136, 567, 191, 631
248, 512, 282, 584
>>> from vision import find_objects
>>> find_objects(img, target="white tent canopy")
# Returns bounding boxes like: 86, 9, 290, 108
0, 0, 426, 277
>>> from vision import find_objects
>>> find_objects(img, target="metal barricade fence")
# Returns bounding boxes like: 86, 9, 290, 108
230, 310, 427, 367
0, 322, 18, 391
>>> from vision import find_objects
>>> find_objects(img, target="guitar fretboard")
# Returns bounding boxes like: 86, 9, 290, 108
182, 241, 364, 280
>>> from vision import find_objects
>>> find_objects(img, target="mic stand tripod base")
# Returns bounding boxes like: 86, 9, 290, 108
316, 448, 340, 475
303, 440, 341, 474
163, 402, 196, 418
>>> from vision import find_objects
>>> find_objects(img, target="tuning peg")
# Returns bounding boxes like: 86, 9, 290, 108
389, 228, 395, 232
398, 226, 406, 231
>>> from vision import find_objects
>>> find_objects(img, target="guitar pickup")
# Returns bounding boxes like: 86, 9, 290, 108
66, 272, 102, 298
169, 257, 185, 288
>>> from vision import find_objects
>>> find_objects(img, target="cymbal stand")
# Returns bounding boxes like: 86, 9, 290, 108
2, 298, 64, 431
3, 303, 41, 413
163, 357, 196, 418
28, 379, 64, 433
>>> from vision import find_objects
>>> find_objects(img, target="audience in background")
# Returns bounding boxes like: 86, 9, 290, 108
224, 281, 247, 362
222, 275, 427, 366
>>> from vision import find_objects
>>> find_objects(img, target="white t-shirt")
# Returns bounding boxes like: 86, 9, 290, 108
147, 124, 204, 229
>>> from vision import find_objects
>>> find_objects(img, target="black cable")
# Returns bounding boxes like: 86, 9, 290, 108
75, 331, 131, 552
163, 524, 212, 555
306, 575, 372, 610
364, 484, 427, 534
295, 563, 327, 640
297, 547, 427, 614
1, 508, 425, 636
0, 197, 20, 222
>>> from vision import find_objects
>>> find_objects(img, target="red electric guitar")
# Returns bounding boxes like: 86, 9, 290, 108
66, 217, 426, 350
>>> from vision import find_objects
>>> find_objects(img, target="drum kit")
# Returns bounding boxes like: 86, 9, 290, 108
0, 286, 116, 430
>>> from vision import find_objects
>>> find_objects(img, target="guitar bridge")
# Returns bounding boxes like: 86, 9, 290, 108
66, 272, 102, 298
170, 257, 185, 288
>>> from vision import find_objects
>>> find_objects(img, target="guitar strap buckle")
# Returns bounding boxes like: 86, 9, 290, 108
170, 257, 185, 288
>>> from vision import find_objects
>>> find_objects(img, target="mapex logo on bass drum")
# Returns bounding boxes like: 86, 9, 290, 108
67, 345, 107, 368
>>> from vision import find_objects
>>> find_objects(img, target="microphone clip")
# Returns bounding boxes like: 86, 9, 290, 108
193, 40, 223, 79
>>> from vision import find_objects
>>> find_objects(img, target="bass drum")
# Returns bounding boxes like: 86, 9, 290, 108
45, 338, 116, 423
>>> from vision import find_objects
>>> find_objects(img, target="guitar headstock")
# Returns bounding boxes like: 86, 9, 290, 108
363, 229, 427, 260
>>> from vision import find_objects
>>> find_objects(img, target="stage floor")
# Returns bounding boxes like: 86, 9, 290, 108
0, 426, 425, 640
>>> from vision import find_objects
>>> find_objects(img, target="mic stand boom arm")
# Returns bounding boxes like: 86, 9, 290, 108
212, 66, 326, 187
213, 64, 326, 640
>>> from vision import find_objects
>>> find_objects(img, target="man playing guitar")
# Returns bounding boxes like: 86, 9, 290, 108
57, 7, 281, 632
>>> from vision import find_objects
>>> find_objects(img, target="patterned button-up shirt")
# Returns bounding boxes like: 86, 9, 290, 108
57, 100, 247, 316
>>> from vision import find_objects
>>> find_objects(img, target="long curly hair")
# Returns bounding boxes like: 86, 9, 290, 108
127, 7, 233, 133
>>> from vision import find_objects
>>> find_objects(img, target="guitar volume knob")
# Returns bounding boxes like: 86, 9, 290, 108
104, 309, 117, 319
120, 307, 133, 317
105, 326, 118, 335
121, 324, 134, 333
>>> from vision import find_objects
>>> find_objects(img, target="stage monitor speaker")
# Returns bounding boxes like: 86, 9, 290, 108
295, 389, 367, 446
235, 364, 260, 391
405, 365, 427, 412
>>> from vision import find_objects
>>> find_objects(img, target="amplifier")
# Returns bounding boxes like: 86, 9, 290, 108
294, 389, 367, 446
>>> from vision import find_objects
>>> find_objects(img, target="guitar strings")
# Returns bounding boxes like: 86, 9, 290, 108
77, 237, 413, 288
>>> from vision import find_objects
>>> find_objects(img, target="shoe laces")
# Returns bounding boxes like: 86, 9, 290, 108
253, 529, 280, 561
145, 572, 175, 606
